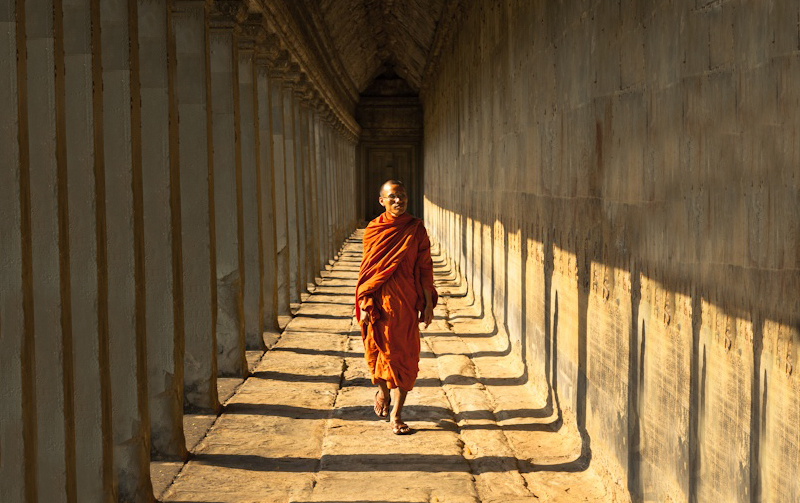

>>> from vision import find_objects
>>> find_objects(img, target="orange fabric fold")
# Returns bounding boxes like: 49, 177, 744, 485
356, 212, 437, 391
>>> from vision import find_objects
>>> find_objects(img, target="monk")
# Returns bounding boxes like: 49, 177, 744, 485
356, 180, 437, 435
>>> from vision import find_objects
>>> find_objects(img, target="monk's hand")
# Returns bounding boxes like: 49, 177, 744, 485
423, 304, 434, 328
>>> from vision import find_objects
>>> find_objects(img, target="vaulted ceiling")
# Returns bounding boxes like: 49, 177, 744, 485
298, 0, 450, 94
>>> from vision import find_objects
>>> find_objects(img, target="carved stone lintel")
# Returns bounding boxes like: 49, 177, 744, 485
209, 0, 247, 30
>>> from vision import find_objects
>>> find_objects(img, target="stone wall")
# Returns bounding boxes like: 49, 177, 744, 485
0, 1, 358, 501
423, 1, 800, 502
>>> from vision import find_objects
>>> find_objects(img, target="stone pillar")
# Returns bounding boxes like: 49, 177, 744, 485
330, 127, 338, 249
319, 112, 331, 266
99, 0, 153, 500
323, 121, 334, 260
308, 104, 320, 271
268, 54, 292, 323
238, 16, 265, 350
308, 102, 322, 276
64, 0, 114, 499
138, 0, 187, 460
23, 0, 75, 500
346, 137, 353, 229
93, 0, 153, 500
172, 0, 219, 412
0, 1, 35, 500
327, 121, 335, 260
323, 122, 332, 256
315, 115, 326, 266
255, 35, 280, 333
335, 129, 341, 246
209, 0, 247, 378
293, 79, 308, 293
300, 93, 317, 286
336, 131, 347, 247
282, 69, 300, 306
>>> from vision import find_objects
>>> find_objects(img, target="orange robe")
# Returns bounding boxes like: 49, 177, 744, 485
356, 212, 437, 391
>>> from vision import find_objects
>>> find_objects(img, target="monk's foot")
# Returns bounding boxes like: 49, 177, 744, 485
390, 419, 413, 435
374, 390, 390, 418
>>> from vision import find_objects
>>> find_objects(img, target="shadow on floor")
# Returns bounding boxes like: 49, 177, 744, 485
187, 452, 568, 474
269, 346, 437, 359
291, 313, 355, 320
223, 401, 555, 428
249, 371, 341, 384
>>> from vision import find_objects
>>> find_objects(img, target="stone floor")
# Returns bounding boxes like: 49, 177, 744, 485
156, 230, 629, 503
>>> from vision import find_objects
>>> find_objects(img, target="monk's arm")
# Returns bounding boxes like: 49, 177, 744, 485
423, 288, 434, 327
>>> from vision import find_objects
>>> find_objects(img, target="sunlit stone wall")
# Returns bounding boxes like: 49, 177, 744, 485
423, 1, 800, 501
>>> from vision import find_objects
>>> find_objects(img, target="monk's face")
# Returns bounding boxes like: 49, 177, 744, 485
379, 183, 408, 217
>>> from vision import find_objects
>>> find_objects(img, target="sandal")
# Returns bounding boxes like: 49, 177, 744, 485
391, 421, 413, 435
374, 390, 390, 418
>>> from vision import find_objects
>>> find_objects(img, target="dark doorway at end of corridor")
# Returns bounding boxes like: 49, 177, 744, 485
356, 68, 423, 222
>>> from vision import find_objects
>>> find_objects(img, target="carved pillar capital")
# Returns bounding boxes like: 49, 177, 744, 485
293, 73, 309, 101
255, 32, 282, 68
310, 91, 325, 114
267, 50, 291, 80
171, 0, 214, 15
238, 14, 265, 52
281, 62, 301, 89
209, 0, 247, 30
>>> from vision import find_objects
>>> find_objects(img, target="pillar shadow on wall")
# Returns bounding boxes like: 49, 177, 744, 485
688, 291, 704, 503
748, 317, 765, 503
539, 234, 560, 429
516, 210, 530, 397
575, 244, 592, 467
627, 267, 644, 500
533, 238, 592, 473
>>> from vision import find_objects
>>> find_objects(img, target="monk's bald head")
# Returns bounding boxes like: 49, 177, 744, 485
378, 179, 408, 217
379, 179, 405, 197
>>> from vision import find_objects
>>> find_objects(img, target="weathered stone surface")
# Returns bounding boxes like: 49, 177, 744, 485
173, 0, 220, 413
424, 2, 800, 502
210, 14, 247, 378
24, 0, 73, 499
238, 35, 265, 351
64, 0, 113, 499
99, 0, 154, 499
0, 3, 30, 501
139, 0, 188, 462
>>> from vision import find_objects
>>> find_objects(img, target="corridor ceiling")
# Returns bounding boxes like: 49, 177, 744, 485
295, 0, 451, 93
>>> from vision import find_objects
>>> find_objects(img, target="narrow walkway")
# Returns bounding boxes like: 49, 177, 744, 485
160, 230, 626, 503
